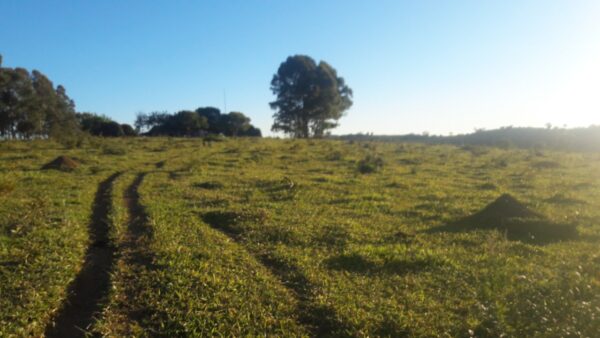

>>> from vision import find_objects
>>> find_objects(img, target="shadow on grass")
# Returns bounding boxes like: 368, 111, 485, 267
192, 181, 224, 190
325, 252, 439, 275
201, 210, 353, 337
426, 194, 578, 245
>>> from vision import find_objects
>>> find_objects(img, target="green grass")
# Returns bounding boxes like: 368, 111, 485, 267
1, 137, 599, 337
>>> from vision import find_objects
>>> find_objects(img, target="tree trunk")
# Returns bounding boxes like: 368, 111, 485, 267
301, 118, 309, 138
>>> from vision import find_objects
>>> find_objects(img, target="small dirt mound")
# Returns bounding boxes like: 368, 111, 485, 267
42, 156, 80, 172
445, 194, 577, 244
469, 194, 541, 220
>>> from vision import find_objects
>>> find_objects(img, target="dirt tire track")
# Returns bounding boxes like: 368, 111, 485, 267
107, 168, 186, 336
45, 172, 121, 338
113, 172, 183, 335
124, 173, 153, 260
117, 172, 156, 329
202, 216, 354, 337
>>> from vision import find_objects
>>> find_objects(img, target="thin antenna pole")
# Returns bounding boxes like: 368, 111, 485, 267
223, 89, 227, 114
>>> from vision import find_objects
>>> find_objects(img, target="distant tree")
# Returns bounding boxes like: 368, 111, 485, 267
30, 70, 58, 136
136, 110, 208, 136
135, 111, 170, 133
0, 55, 78, 140
77, 112, 111, 134
77, 112, 123, 136
240, 125, 262, 137
136, 108, 260, 137
77, 112, 137, 137
270, 55, 352, 138
99, 121, 124, 136
0, 67, 33, 138
50, 85, 79, 138
134, 112, 148, 132
195, 107, 222, 133
171, 110, 208, 136
218, 111, 251, 136
121, 124, 137, 136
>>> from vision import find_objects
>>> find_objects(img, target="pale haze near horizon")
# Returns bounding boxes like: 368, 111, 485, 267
0, 0, 598, 136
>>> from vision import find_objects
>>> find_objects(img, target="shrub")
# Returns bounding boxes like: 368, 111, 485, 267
357, 155, 384, 174
121, 124, 137, 136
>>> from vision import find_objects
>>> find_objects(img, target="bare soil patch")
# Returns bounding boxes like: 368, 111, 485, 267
41, 156, 80, 171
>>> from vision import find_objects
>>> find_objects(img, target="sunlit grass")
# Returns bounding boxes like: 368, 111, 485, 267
1, 137, 599, 336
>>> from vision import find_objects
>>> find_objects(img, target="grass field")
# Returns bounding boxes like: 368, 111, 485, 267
1, 137, 599, 337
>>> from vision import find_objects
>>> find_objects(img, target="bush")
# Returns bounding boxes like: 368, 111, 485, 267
357, 155, 384, 174
121, 124, 137, 136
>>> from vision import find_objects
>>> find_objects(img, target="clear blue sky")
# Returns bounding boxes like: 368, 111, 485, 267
1, 1, 599, 135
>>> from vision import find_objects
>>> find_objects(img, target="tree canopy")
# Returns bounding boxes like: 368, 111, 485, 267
135, 108, 261, 137
270, 55, 353, 138
0, 55, 79, 139
1, 54, 262, 140
76, 112, 136, 137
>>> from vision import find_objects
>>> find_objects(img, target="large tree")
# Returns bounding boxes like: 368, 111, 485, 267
195, 107, 222, 133
77, 112, 136, 137
270, 55, 353, 138
219, 111, 251, 136
0, 54, 78, 139
171, 110, 208, 136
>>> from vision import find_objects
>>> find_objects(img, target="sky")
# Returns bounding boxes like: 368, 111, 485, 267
1, 0, 599, 136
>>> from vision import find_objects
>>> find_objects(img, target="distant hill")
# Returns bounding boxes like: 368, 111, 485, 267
332, 126, 600, 152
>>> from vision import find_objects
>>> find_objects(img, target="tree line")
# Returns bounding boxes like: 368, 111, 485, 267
0, 55, 79, 139
135, 108, 261, 137
334, 126, 600, 152
132, 54, 355, 139
2, 53, 354, 140
0, 54, 262, 139
76, 112, 137, 137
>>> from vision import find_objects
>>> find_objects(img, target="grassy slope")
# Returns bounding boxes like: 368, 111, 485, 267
1, 138, 600, 336
96, 142, 307, 336
0, 138, 161, 336
167, 139, 600, 336
0, 141, 106, 336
